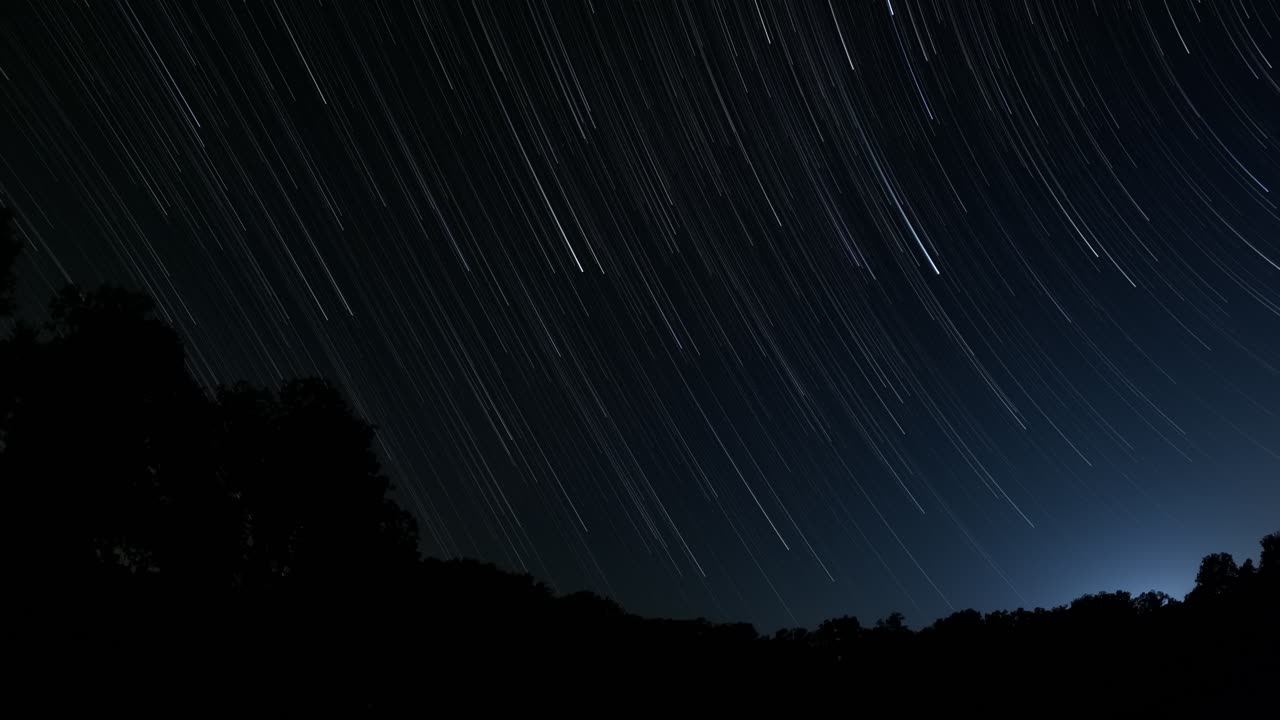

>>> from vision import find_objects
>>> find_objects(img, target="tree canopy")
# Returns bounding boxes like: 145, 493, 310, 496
1, 208, 1278, 713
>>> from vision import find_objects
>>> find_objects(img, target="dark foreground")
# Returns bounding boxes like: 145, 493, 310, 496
1, 210, 1276, 713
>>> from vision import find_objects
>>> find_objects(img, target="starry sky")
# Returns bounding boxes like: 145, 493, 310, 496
4, 0, 1280, 631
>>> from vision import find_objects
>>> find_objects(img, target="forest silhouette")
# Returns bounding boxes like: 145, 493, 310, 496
1, 206, 1277, 711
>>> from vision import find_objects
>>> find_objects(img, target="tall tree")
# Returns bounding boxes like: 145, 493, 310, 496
1, 282, 420, 613
1191, 552, 1240, 602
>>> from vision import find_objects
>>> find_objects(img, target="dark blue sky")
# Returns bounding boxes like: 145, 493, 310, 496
3, 0, 1280, 631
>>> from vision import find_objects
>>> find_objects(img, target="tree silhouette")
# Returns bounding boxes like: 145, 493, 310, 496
1260, 532, 1280, 577
1133, 590, 1177, 615
1, 286, 214, 606
874, 611, 908, 632
0, 282, 420, 637
1191, 552, 1240, 602
811, 614, 862, 661
215, 379, 420, 592
2, 199, 1279, 711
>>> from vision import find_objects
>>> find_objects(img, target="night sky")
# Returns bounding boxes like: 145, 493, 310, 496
4, 0, 1280, 631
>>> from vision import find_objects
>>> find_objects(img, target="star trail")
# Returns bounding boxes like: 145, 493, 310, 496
4, 0, 1280, 629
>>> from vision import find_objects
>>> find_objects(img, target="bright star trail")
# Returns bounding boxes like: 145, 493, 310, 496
4, 1, 1280, 629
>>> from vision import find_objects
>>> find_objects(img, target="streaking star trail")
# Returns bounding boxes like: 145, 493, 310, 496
4, 0, 1280, 629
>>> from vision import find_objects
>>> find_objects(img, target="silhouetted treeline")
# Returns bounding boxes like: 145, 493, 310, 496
1, 209, 1277, 712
